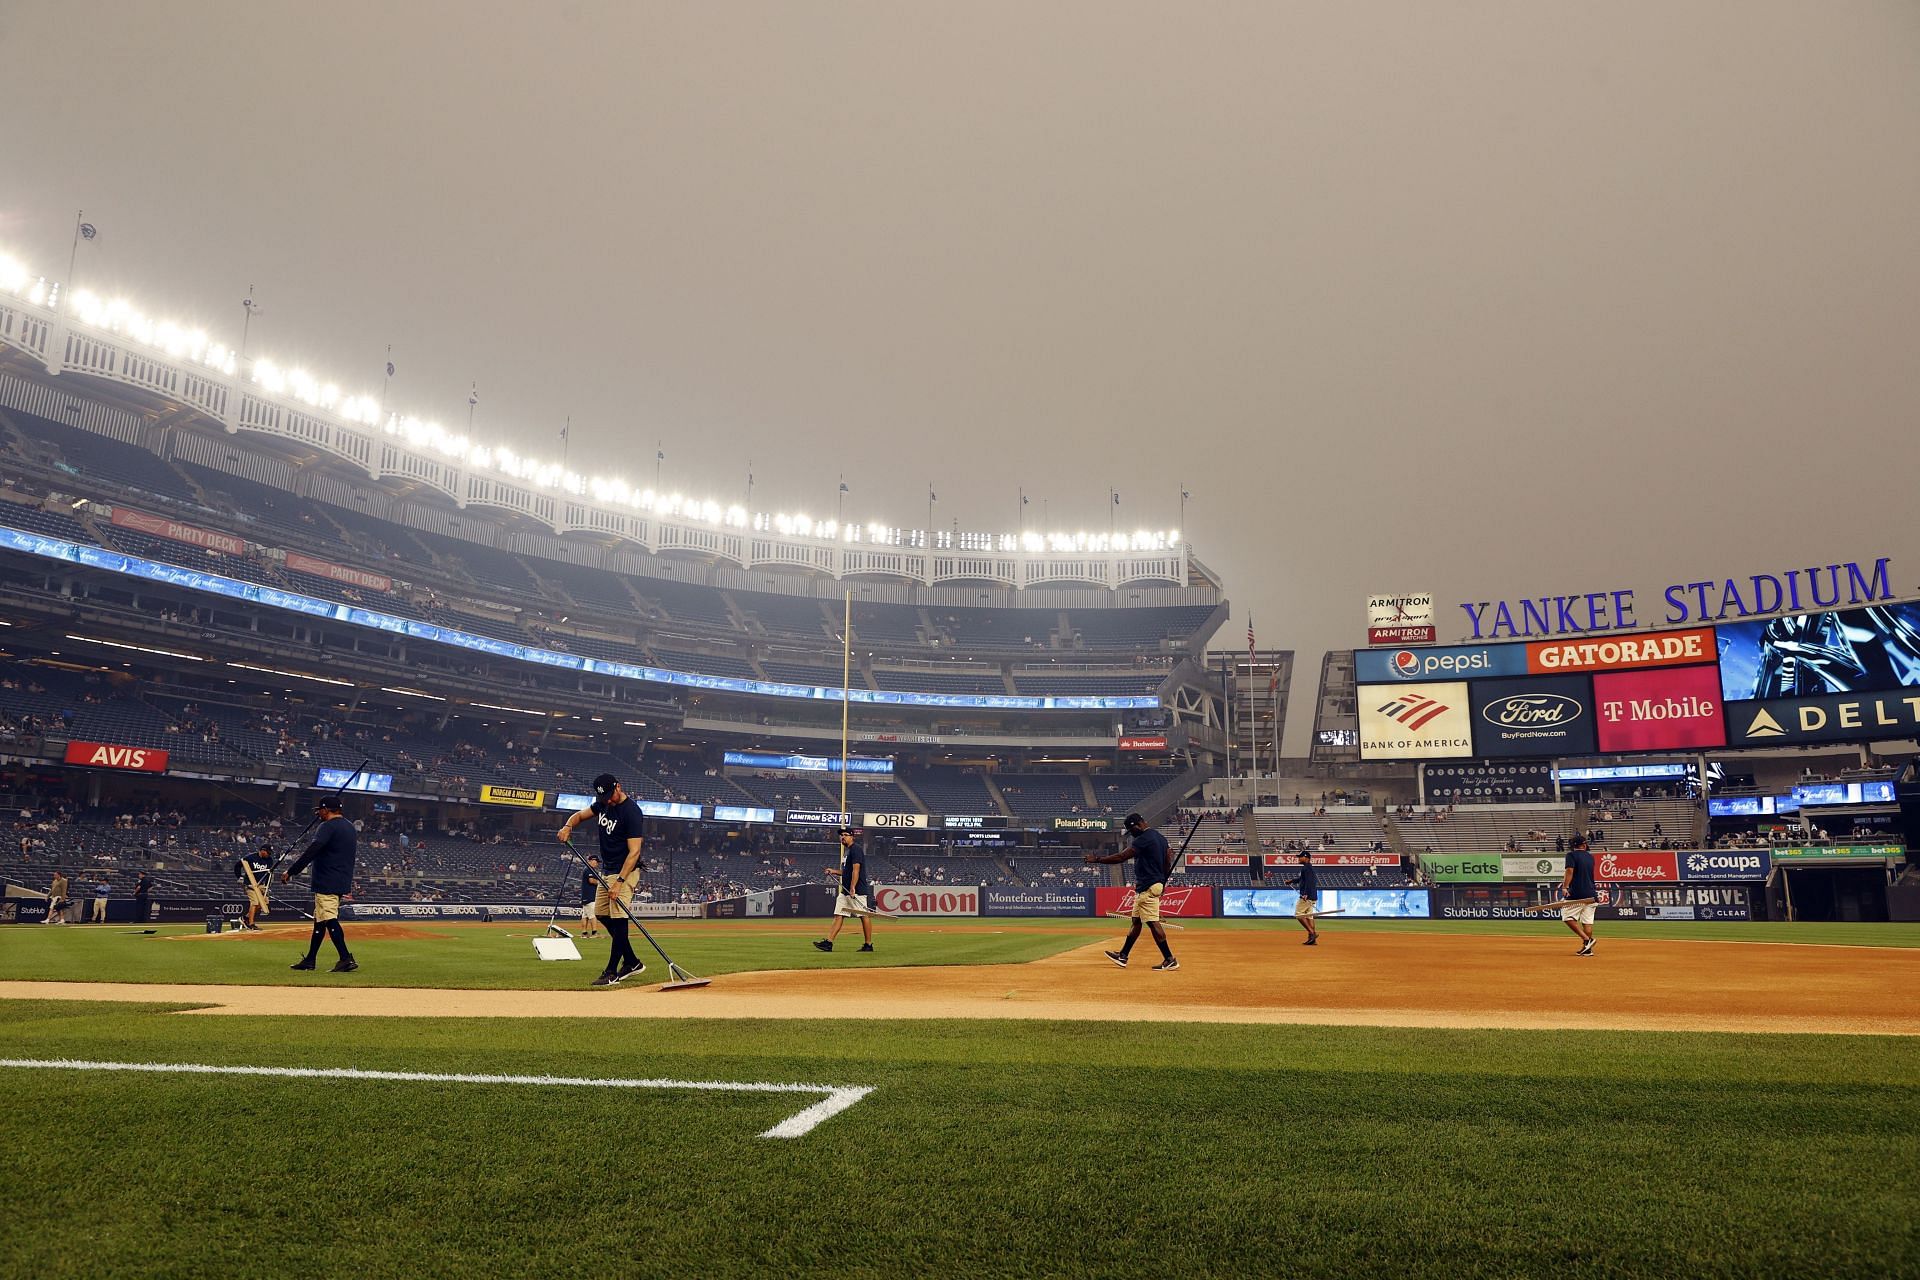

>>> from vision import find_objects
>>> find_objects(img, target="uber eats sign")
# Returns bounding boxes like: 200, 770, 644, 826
1417, 854, 1503, 883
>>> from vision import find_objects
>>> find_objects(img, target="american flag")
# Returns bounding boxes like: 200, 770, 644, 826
1247, 618, 1256, 666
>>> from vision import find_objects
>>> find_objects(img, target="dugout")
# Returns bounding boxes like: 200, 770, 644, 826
1773, 861, 1894, 922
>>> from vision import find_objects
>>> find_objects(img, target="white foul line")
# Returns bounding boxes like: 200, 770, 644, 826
0, 1058, 873, 1140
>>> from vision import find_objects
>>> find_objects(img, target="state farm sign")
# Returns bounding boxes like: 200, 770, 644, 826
1596, 851, 1680, 882
1185, 851, 1255, 868
63, 740, 169, 773
1312, 852, 1400, 867
872, 886, 979, 916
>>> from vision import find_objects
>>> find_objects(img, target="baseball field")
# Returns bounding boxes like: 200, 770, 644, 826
4, 918, 1917, 1278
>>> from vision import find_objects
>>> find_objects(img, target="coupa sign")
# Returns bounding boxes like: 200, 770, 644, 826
1680, 849, 1770, 881
63, 740, 168, 773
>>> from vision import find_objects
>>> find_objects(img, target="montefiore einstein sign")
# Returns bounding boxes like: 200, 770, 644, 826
1458, 557, 1891, 640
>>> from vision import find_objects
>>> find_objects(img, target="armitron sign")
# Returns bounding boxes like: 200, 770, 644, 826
1367, 592, 1437, 646
63, 740, 168, 773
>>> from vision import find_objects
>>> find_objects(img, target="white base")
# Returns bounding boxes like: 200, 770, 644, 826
532, 938, 582, 961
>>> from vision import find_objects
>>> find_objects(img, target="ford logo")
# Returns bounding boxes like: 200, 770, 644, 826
1481, 693, 1582, 728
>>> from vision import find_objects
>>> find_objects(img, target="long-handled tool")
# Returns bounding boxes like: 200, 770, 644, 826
563, 839, 710, 990
1104, 909, 1185, 931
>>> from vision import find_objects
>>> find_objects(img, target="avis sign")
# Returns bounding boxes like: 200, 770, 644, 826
63, 740, 169, 773
1366, 592, 1436, 646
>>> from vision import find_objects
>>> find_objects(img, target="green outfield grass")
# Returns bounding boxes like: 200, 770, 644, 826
0, 919, 1100, 989
0, 1000, 1915, 1278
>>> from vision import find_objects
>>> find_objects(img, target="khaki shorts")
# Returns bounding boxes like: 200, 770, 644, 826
1130, 883, 1164, 923
313, 894, 342, 923
834, 892, 869, 918
1294, 895, 1317, 918
247, 886, 270, 913
594, 875, 635, 918
580, 902, 598, 926
1561, 903, 1596, 925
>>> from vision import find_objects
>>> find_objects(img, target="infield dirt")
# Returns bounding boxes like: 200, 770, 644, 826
6, 929, 1915, 1034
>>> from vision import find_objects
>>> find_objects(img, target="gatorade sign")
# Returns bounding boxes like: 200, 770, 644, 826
63, 740, 169, 773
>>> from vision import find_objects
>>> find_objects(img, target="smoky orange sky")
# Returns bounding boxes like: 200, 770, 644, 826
4, 2, 1917, 748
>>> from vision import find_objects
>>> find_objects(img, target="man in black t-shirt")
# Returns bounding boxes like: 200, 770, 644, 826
814, 829, 874, 953
1561, 835, 1598, 956
236, 843, 274, 930
558, 773, 647, 985
1287, 851, 1321, 946
281, 800, 358, 973
1084, 813, 1178, 971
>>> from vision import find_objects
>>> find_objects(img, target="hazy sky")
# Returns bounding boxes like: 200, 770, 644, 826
4, 2, 1918, 748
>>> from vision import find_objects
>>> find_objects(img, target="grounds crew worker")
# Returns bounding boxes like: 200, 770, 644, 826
1287, 849, 1321, 946
281, 798, 358, 973
1085, 813, 1179, 971
236, 842, 274, 930
43, 868, 68, 924
558, 773, 647, 986
579, 854, 603, 938
813, 828, 874, 953
1561, 834, 1598, 957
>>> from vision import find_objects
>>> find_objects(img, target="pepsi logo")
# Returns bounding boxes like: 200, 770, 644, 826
1392, 651, 1421, 677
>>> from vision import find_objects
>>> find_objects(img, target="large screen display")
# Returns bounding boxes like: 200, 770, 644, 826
315, 767, 394, 793
1717, 603, 1920, 701
721, 750, 894, 775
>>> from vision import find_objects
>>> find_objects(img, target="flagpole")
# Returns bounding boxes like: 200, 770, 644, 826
560, 416, 570, 468
381, 345, 393, 417
64, 210, 83, 303
839, 590, 852, 820
655, 441, 664, 489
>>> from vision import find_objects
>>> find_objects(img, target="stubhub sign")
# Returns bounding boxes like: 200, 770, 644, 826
1354, 643, 1529, 684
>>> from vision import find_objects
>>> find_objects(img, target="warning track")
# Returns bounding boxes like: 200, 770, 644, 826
5, 931, 1916, 1034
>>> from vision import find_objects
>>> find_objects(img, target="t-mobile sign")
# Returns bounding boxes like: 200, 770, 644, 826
1592, 665, 1726, 752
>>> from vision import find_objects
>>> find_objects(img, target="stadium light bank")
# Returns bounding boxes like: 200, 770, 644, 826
0, 247, 1180, 559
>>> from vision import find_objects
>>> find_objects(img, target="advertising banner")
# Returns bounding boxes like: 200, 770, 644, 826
1095, 884, 1215, 917
1417, 853, 1505, 883
283, 551, 393, 592
872, 885, 981, 916
1596, 884, 1753, 921
478, 785, 544, 808
1594, 850, 1680, 882
979, 885, 1096, 917
723, 750, 893, 774
1679, 849, 1771, 881
111, 506, 247, 556
1424, 762, 1555, 803
1724, 690, 1920, 747
1468, 676, 1598, 758
346, 900, 700, 921
1052, 816, 1117, 832
1502, 855, 1564, 881
1118, 735, 1169, 751
1186, 851, 1259, 868
1312, 852, 1401, 867
316, 767, 394, 793
1717, 601, 1920, 702
1221, 888, 1430, 918
1525, 627, 1717, 675
62, 740, 169, 773
1366, 592, 1437, 646
1429, 887, 1539, 919
1592, 665, 1726, 751
1354, 644, 1528, 684
712, 805, 776, 824
784, 809, 853, 826
639, 801, 702, 820
864, 812, 929, 830
1357, 681, 1473, 761
1771, 844, 1904, 862
942, 815, 1005, 829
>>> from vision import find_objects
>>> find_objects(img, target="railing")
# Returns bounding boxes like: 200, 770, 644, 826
0, 296, 1192, 590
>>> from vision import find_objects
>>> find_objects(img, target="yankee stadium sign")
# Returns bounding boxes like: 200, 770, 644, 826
1457, 557, 1891, 640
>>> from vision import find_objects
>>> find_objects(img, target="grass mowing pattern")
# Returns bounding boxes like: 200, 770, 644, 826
0, 920, 1097, 988
1, 1000, 1915, 1278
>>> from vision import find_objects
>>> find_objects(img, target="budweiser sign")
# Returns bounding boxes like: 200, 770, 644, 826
110, 507, 245, 556
1095, 884, 1214, 918
872, 886, 979, 917
1595, 851, 1680, 883
1118, 735, 1168, 751
284, 551, 393, 593
63, 740, 169, 773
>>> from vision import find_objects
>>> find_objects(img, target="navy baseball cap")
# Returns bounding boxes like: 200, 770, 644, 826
592, 773, 620, 799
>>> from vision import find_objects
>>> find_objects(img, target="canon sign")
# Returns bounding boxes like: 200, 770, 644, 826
872, 886, 979, 917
